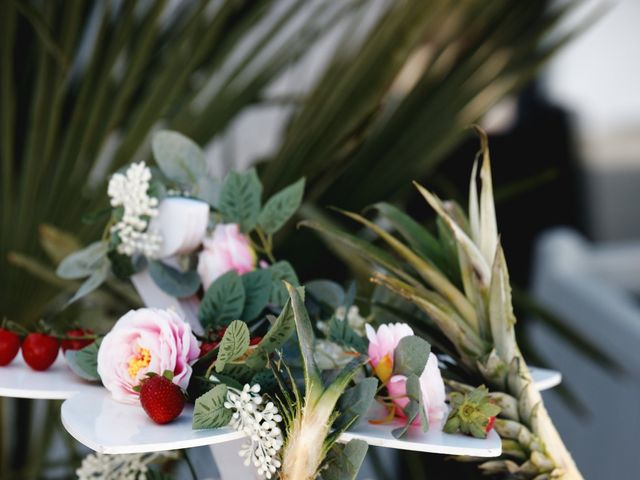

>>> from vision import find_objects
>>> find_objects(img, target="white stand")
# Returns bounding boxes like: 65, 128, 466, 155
0, 271, 562, 479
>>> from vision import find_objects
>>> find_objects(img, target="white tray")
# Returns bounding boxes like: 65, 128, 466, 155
0, 355, 561, 403
60, 389, 243, 454
0, 352, 100, 400
60, 388, 501, 457
529, 366, 562, 391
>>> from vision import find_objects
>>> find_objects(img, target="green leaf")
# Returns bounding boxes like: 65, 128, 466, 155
65, 258, 110, 306
245, 300, 295, 370
333, 377, 378, 431
151, 130, 206, 185
286, 283, 324, 406
215, 320, 250, 373
107, 249, 136, 280
258, 177, 305, 234
250, 369, 278, 394
328, 315, 366, 354
196, 175, 221, 207
148, 260, 201, 298
192, 384, 232, 429
199, 271, 246, 329
218, 169, 262, 233
219, 363, 254, 384
57, 241, 108, 279
240, 268, 272, 321
392, 373, 428, 439
306, 279, 345, 310
322, 439, 368, 480
64, 339, 102, 382
268, 260, 299, 306
393, 336, 430, 377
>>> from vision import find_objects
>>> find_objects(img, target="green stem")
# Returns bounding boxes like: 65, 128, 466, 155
256, 227, 276, 263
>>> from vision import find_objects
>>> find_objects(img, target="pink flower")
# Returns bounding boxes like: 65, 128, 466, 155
387, 353, 447, 426
197, 223, 256, 290
97, 308, 200, 404
365, 323, 414, 383
366, 322, 447, 426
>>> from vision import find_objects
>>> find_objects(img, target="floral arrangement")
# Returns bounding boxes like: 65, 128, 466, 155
2, 129, 583, 480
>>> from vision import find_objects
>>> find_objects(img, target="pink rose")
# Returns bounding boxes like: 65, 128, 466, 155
387, 352, 447, 425
365, 323, 414, 383
197, 223, 256, 290
97, 308, 200, 404
366, 322, 447, 425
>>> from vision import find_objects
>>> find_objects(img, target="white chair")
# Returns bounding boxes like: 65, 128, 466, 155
530, 228, 640, 479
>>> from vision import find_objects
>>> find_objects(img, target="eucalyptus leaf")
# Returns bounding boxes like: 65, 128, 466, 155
392, 373, 428, 439
192, 384, 232, 429
64, 339, 102, 382
322, 439, 368, 480
215, 320, 250, 373
199, 271, 246, 329
393, 335, 430, 377
148, 260, 201, 298
66, 258, 110, 306
196, 175, 221, 207
57, 241, 108, 279
258, 177, 305, 234
268, 260, 299, 306
151, 130, 206, 185
240, 268, 272, 321
306, 279, 345, 311
333, 377, 377, 431
218, 169, 262, 233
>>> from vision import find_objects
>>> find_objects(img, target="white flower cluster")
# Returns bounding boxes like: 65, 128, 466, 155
107, 162, 162, 257
76, 451, 178, 480
224, 384, 284, 479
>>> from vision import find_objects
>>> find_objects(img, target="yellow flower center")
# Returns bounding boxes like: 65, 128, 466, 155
128, 346, 151, 380
373, 354, 393, 384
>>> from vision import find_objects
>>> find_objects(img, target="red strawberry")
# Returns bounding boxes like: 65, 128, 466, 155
485, 415, 496, 433
22, 333, 59, 371
0, 328, 21, 366
139, 373, 185, 424
61, 328, 95, 353
199, 341, 219, 358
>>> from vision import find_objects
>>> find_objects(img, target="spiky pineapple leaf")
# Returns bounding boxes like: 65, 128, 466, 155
286, 283, 324, 405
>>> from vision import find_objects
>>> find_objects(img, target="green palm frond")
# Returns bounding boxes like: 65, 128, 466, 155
2, 0, 589, 326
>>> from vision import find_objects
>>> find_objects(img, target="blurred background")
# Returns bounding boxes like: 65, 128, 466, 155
1, 0, 638, 478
